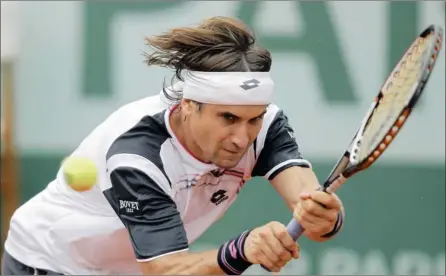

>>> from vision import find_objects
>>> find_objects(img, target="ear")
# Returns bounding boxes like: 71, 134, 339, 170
180, 99, 195, 116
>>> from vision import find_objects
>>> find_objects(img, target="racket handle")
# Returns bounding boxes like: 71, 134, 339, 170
286, 219, 305, 240
261, 219, 304, 272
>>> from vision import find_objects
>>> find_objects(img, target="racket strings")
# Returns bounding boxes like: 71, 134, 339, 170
358, 34, 435, 161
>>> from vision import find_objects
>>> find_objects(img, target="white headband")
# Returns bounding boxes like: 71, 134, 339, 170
181, 71, 274, 105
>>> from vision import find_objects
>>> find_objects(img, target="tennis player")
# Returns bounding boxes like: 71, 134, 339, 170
2, 16, 345, 275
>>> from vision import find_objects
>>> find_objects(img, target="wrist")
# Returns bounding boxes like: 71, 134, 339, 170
217, 230, 252, 275
321, 210, 344, 238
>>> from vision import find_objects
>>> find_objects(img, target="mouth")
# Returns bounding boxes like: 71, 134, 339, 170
224, 149, 240, 154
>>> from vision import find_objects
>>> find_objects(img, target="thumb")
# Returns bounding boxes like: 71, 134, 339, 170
299, 192, 312, 200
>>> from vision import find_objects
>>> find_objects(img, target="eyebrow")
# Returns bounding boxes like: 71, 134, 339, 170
218, 110, 267, 120
248, 111, 267, 121
254, 110, 267, 119
218, 112, 240, 120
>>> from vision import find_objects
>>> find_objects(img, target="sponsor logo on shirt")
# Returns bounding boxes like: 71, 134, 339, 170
210, 189, 229, 205
119, 199, 140, 215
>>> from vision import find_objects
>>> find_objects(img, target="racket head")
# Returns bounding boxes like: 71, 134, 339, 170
288, 25, 443, 244
344, 24, 443, 176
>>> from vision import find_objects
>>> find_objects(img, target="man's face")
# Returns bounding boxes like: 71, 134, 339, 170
182, 100, 267, 169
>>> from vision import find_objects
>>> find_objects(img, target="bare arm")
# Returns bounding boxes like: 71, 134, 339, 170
139, 250, 224, 275
269, 166, 319, 211
140, 221, 302, 275
252, 108, 344, 242
251, 107, 318, 207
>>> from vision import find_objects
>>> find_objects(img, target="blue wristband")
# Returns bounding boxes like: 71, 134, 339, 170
217, 230, 252, 275
321, 210, 344, 238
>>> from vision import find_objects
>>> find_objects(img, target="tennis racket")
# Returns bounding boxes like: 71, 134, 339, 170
286, 24, 444, 240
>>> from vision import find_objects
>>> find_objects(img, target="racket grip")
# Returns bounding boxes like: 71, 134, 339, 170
261, 219, 304, 272
286, 218, 305, 240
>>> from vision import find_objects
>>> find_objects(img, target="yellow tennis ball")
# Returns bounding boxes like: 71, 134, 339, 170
62, 156, 98, 192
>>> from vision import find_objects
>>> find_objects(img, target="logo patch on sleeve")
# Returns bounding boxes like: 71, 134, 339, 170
119, 199, 142, 216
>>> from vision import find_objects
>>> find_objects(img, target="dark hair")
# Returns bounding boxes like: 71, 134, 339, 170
143, 16, 272, 103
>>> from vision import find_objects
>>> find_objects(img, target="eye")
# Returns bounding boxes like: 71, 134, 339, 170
222, 113, 236, 122
249, 115, 264, 124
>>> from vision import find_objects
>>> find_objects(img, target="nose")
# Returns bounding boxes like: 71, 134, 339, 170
230, 125, 250, 150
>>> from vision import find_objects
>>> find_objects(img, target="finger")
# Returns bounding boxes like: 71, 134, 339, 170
301, 199, 338, 222
258, 254, 280, 272
301, 198, 327, 217
292, 243, 300, 259
293, 203, 303, 222
271, 223, 298, 256
259, 230, 280, 264
299, 214, 334, 235
299, 191, 312, 200
310, 191, 341, 209
275, 259, 288, 269
294, 204, 323, 233
294, 201, 311, 222
296, 215, 324, 233
266, 235, 292, 262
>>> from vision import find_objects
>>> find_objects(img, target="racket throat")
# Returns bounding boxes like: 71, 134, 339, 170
324, 174, 348, 194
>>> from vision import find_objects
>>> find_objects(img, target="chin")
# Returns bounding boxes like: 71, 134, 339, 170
214, 159, 240, 169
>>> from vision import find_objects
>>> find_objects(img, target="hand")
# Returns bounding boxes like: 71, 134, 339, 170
293, 191, 342, 237
244, 221, 300, 272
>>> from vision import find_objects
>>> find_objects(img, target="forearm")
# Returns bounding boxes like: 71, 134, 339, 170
270, 166, 320, 211
140, 230, 252, 275
140, 249, 224, 275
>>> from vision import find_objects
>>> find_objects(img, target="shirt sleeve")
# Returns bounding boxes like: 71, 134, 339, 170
103, 155, 188, 262
252, 109, 312, 180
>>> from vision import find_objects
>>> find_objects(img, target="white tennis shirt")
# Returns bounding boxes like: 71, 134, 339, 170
4, 91, 311, 275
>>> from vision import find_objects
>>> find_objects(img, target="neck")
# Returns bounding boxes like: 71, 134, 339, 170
170, 108, 210, 163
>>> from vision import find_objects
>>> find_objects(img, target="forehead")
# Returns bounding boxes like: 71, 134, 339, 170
204, 103, 267, 117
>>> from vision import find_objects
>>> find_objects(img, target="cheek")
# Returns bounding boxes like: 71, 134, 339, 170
202, 124, 230, 151
190, 118, 219, 148
249, 123, 263, 141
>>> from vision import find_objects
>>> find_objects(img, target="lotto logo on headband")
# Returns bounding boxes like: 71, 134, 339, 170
240, 79, 260, 90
